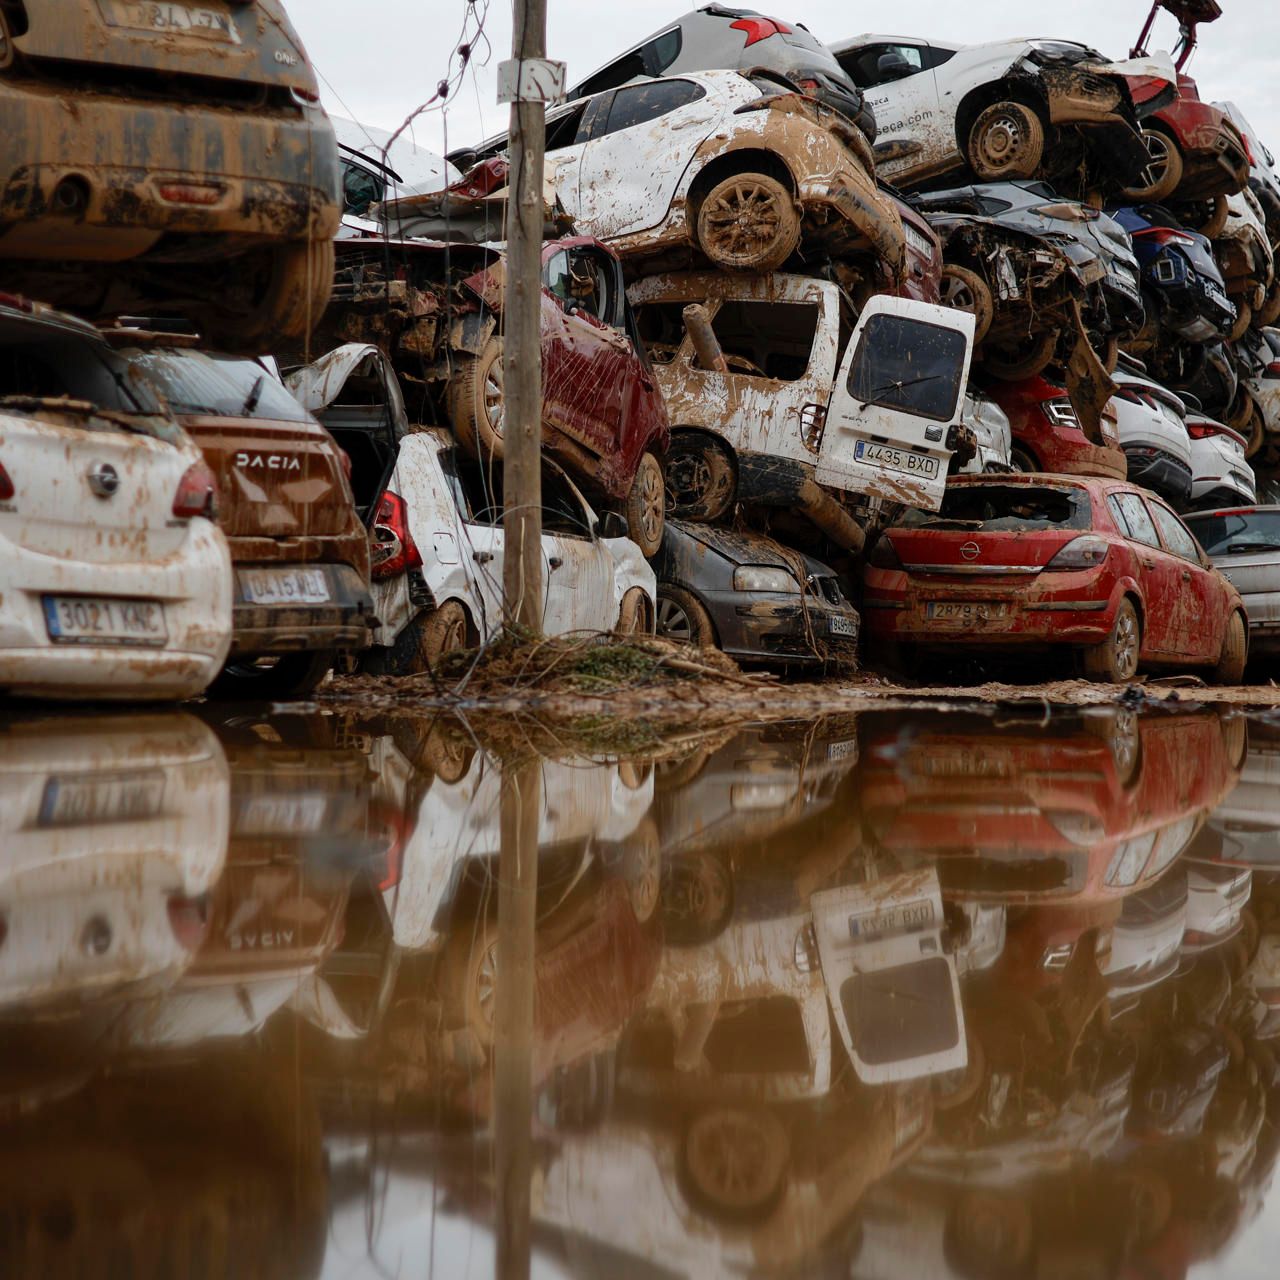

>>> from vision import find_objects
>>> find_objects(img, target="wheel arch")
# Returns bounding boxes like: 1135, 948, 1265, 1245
954, 78, 1049, 157
686, 147, 798, 221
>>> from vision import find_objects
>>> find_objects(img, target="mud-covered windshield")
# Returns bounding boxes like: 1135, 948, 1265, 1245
898, 484, 1092, 531
127, 350, 313, 423
847, 314, 966, 422
1185, 509, 1280, 555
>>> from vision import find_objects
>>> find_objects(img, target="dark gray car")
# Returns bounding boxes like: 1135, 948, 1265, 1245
1184, 506, 1280, 655
565, 5, 876, 140
652, 519, 859, 668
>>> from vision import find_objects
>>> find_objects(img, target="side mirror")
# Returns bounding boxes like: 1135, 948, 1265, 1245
594, 510, 629, 540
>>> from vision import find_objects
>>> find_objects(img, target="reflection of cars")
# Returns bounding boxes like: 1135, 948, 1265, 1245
830, 35, 1170, 189
0, 713, 229, 1012
651, 519, 859, 667
0, 301, 233, 700
1191, 723, 1280, 870
364, 432, 656, 674
0, 0, 340, 351
1185, 506, 1280, 656
1183, 862, 1252, 953
987, 373, 1126, 478
1105, 869, 1189, 1005
863, 474, 1247, 683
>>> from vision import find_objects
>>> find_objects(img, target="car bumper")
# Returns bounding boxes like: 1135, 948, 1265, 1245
1123, 448, 1193, 505
230, 563, 375, 657
1161, 109, 1250, 195
702, 588, 860, 666
1191, 475, 1257, 510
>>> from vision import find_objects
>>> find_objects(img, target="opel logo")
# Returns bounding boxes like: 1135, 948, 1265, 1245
87, 463, 119, 498
960, 541, 981, 561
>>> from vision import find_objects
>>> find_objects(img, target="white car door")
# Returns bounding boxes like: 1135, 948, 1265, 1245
837, 42, 946, 179
818, 295, 975, 510
538, 469, 613, 634
574, 77, 722, 238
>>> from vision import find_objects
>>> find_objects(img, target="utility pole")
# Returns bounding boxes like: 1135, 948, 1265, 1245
498, 0, 562, 633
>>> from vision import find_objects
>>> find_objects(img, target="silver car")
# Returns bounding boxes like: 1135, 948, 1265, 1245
1185, 506, 1280, 655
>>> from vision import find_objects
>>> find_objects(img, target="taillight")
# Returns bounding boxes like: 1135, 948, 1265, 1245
1188, 421, 1245, 446
867, 534, 904, 570
172, 461, 219, 520
371, 490, 422, 579
1044, 535, 1111, 571
167, 893, 210, 952
1134, 227, 1197, 248
1266, 361, 1280, 378
1043, 398, 1081, 429
0, 461, 12, 501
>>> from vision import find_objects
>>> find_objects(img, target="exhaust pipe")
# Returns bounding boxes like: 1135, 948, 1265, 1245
683, 303, 729, 374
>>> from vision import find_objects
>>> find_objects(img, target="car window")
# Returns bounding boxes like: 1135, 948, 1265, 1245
541, 470, 593, 538
543, 249, 622, 327
543, 101, 597, 152
0, 332, 164, 418
127, 350, 313, 422
898, 484, 1090, 531
842, 43, 927, 88
1149, 501, 1201, 562
847, 314, 966, 423
342, 160, 384, 217
600, 79, 707, 136
1185, 509, 1280, 555
1112, 493, 1162, 549
633, 301, 691, 365
570, 29, 684, 100
709, 301, 819, 381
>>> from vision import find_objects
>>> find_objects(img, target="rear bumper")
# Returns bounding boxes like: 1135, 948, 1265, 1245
0, 647, 224, 700
1191, 476, 1256, 510
1123, 448, 1193, 505
230, 563, 375, 657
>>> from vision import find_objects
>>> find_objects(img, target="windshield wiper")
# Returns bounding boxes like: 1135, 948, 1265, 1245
241, 374, 265, 416
1223, 541, 1280, 554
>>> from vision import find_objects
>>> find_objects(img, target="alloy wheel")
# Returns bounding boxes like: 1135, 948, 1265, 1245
657, 596, 694, 641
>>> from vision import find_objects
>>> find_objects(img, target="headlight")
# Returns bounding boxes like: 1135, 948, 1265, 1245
734, 565, 800, 593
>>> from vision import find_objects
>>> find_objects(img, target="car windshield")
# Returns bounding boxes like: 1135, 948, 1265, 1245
1185, 510, 1280, 555
127, 350, 313, 422
848, 314, 966, 422
898, 484, 1091, 531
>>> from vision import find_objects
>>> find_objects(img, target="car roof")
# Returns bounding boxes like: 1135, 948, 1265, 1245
832, 34, 962, 52
1185, 505, 1280, 517
0, 295, 108, 346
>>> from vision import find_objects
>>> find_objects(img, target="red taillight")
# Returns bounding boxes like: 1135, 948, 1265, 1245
172, 461, 219, 520
157, 182, 223, 206
1266, 361, 1280, 378
867, 534, 904, 570
371, 490, 422, 580
1134, 226, 1197, 248
0, 461, 13, 501
167, 894, 210, 952
1188, 421, 1246, 446
729, 16, 791, 46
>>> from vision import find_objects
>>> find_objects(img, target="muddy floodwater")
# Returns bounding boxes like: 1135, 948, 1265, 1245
5, 701, 1280, 1279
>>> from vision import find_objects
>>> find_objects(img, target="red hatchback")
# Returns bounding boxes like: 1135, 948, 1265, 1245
987, 376, 1127, 480
863, 474, 1247, 682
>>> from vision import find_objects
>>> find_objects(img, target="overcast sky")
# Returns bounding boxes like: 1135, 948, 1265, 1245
287, 0, 1278, 165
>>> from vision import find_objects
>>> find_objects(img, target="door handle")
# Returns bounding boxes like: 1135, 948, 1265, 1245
473, 551, 494, 564
1141, 558, 1156, 569
549, 556, 563, 570
1181, 569, 1192, 581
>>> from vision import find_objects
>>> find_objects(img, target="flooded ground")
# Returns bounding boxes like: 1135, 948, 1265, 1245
3, 700, 1280, 1278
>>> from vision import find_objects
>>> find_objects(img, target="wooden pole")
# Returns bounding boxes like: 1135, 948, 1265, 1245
500, 0, 548, 634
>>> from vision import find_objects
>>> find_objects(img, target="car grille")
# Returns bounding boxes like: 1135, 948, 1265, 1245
807, 575, 842, 605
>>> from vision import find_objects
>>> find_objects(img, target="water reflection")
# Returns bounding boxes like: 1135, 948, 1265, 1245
1, 704, 1278, 1277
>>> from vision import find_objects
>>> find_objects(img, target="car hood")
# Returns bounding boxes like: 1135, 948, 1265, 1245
667, 519, 831, 579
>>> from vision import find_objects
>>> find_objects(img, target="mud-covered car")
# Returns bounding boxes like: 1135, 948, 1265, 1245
651, 519, 858, 667
0, 299, 232, 701
109, 330, 376, 699
829, 34, 1173, 193
0, 0, 340, 351
565, 4, 877, 141
296, 236, 671, 557
1214, 189, 1275, 338
1218, 101, 1280, 248
988, 374, 1127, 478
915, 181, 1142, 376
863, 474, 1247, 683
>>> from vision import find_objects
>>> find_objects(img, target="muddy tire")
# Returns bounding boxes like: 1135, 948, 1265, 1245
1257, 282, 1280, 328
1082, 598, 1141, 683
624, 450, 665, 557
1189, 194, 1230, 239
661, 849, 733, 945
207, 649, 335, 701
1085, 706, 1142, 786
1220, 713, 1247, 770
204, 239, 335, 352
621, 816, 662, 925
442, 920, 499, 1048
1243, 397, 1266, 459
616, 587, 654, 637
448, 337, 506, 461
967, 101, 1045, 181
656, 585, 717, 649
1212, 610, 1249, 685
373, 600, 472, 679
681, 1108, 789, 1221
940, 264, 994, 343
390, 718, 475, 784
695, 173, 801, 271
1009, 445, 1039, 473
946, 1191, 1033, 1279
1095, 333, 1120, 374
984, 330, 1057, 382
1122, 128, 1185, 202
1227, 299, 1253, 343
665, 432, 736, 522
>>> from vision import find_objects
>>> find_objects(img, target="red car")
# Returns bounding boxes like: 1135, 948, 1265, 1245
987, 376, 1127, 479
863, 473, 1247, 681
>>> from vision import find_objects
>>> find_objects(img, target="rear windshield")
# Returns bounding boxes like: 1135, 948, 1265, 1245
848, 314, 966, 422
897, 484, 1091, 532
128, 350, 313, 423
841, 958, 958, 1065
0, 331, 164, 418
1184, 510, 1280, 555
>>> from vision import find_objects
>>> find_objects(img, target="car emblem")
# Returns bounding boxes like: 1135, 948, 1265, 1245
960, 541, 981, 561
87, 463, 120, 498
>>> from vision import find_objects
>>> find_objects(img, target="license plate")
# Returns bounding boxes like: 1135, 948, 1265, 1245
914, 750, 1011, 779
926, 601, 1010, 622
43, 596, 167, 646
829, 613, 857, 637
826, 738, 858, 763
39, 771, 166, 827
239, 568, 330, 605
904, 224, 935, 259
854, 440, 940, 479
236, 793, 328, 835
848, 899, 935, 939
103, 1, 242, 42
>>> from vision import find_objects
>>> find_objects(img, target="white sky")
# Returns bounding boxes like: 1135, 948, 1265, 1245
286, 0, 1280, 166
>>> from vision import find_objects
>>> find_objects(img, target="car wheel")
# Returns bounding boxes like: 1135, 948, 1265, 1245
1212, 610, 1248, 685
1084, 706, 1142, 785
1219, 712, 1248, 770
1009, 446, 1038, 474
1244, 398, 1266, 460
681, 1108, 789, 1221
621, 816, 661, 925
1257, 281, 1280, 328
1122, 129, 1184, 202
202, 239, 335, 351
1185, 194, 1230, 239
206, 649, 335, 701
966, 101, 1045, 181
1227, 299, 1253, 343
447, 336, 506, 461
536, 1052, 615, 1133
656, 585, 717, 649
442, 921, 499, 1048
1093, 333, 1120, 374
388, 601, 471, 676
983, 330, 1057, 381
624, 450, 665, 557
665, 433, 736, 522
616, 587, 654, 637
390, 718, 475, 784
946, 1192, 1033, 1279
695, 173, 801, 272
660, 850, 733, 945
940, 265, 994, 343
1081, 598, 1141, 683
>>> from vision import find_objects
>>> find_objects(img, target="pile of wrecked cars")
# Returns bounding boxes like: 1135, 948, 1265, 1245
4, 0, 1280, 702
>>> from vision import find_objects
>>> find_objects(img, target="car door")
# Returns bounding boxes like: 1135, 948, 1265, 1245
574, 78, 719, 238
540, 467, 613, 634
1147, 497, 1225, 662
1107, 492, 1178, 656
444, 449, 507, 642
535, 96, 612, 228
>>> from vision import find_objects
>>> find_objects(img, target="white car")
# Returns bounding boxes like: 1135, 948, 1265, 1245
1183, 861, 1252, 954
957, 387, 1013, 474
828, 35, 1174, 189
1186, 410, 1255, 510
1109, 366, 1194, 507
0, 300, 233, 700
0, 711, 229, 1013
